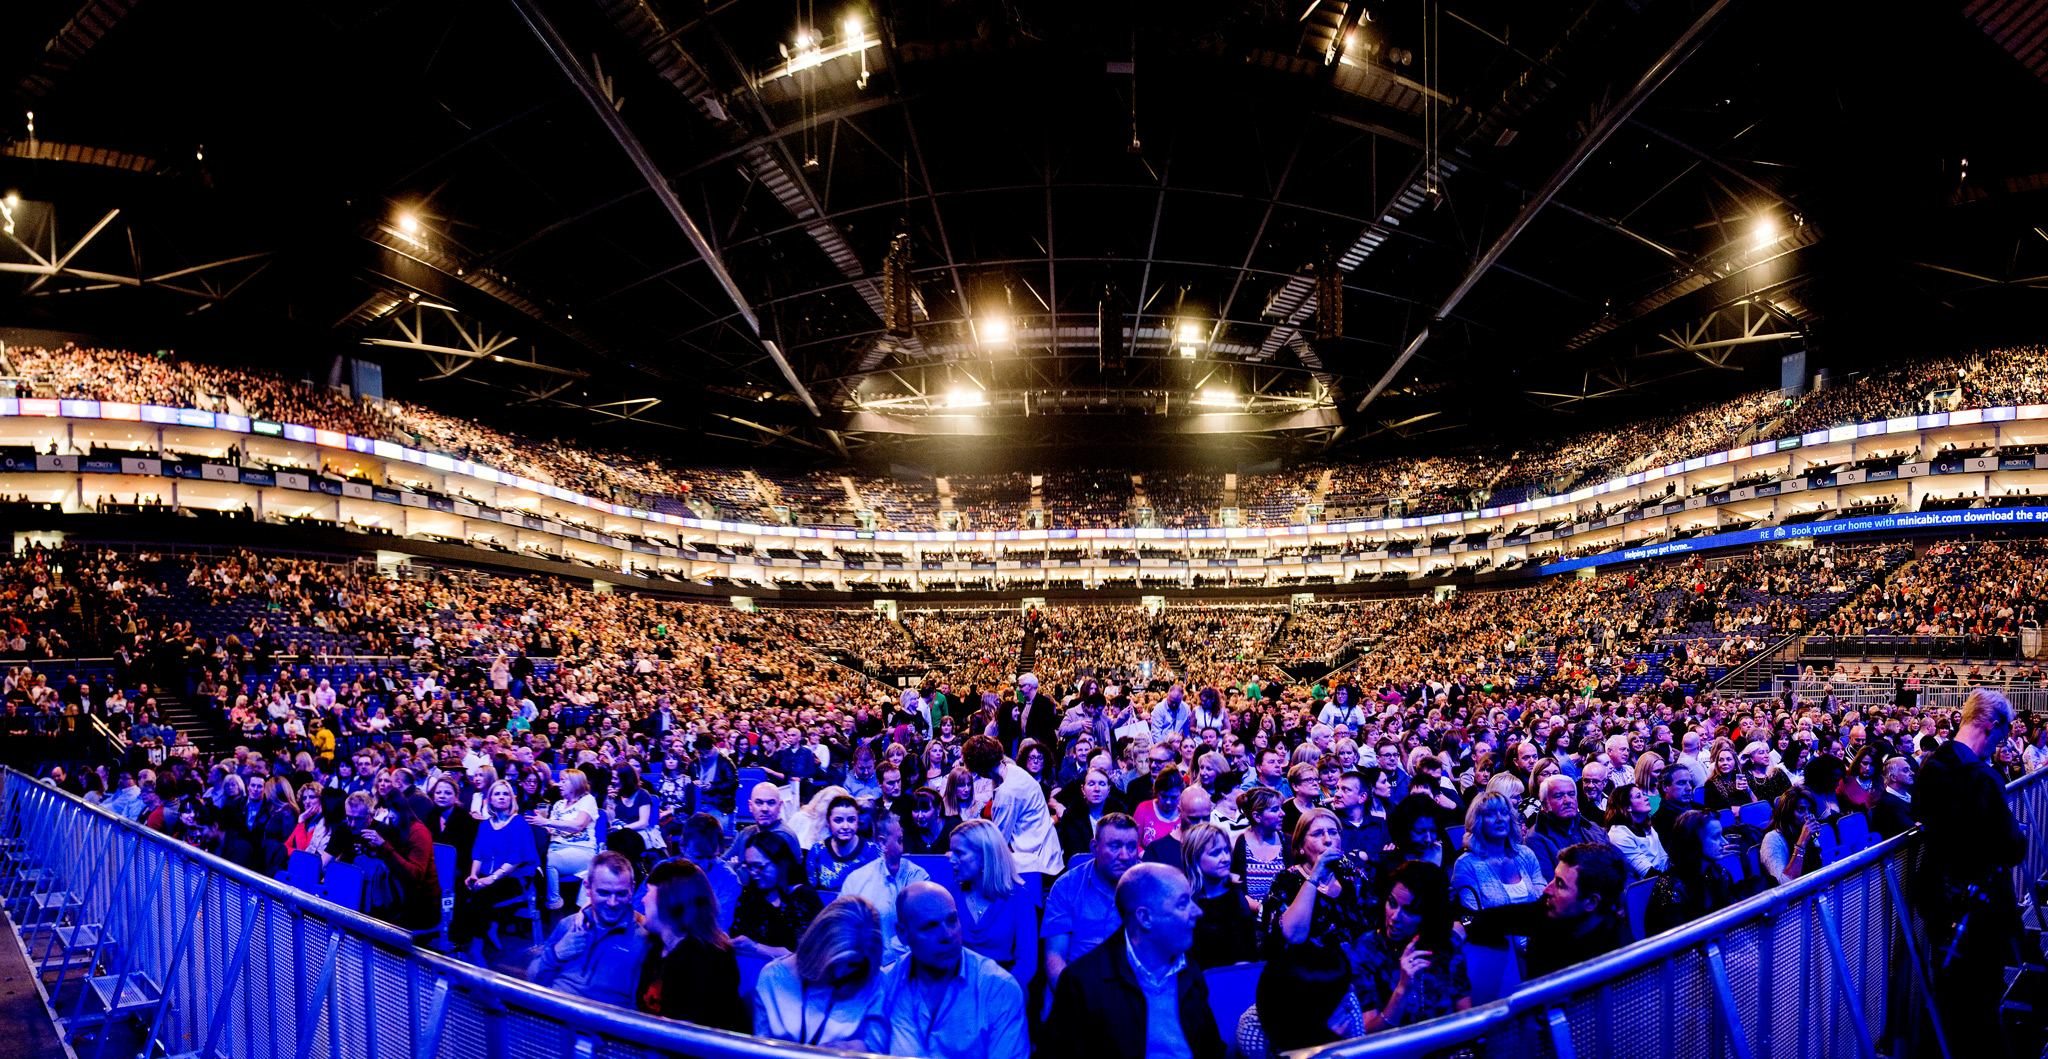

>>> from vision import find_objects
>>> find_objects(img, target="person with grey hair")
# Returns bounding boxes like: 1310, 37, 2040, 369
1871, 756, 1917, 840
1916, 687, 2026, 1053
1526, 773, 1609, 878
1020, 672, 1059, 749
1046, 862, 1225, 1059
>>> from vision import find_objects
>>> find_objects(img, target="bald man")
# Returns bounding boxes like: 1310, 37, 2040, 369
722, 782, 800, 861
1046, 863, 1224, 1059
863, 882, 1027, 1059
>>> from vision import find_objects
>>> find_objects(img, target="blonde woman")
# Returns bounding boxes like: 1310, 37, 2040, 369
526, 768, 598, 910
947, 819, 1036, 970
457, 780, 536, 955
749, 895, 886, 1047
1449, 790, 1545, 914
1179, 822, 1256, 966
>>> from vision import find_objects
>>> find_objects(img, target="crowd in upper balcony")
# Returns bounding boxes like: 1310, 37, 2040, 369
10, 344, 2048, 536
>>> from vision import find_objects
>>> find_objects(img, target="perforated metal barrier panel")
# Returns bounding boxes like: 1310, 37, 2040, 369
3, 767, 2042, 1059
0, 769, 886, 1059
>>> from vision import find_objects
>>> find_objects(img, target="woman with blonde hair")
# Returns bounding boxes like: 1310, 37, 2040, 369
1632, 752, 1669, 812
1180, 822, 1256, 966
526, 768, 598, 910
750, 895, 886, 1047
457, 780, 535, 955
947, 818, 1036, 969
1449, 789, 1545, 914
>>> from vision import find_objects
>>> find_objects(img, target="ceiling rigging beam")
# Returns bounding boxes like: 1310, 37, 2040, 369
506, 0, 820, 416
1355, 0, 1748, 414
1627, 118, 1798, 212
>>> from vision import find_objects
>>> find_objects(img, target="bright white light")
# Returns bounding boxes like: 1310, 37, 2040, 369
844, 15, 862, 36
795, 30, 815, 49
3, 194, 15, 207
398, 213, 419, 234
980, 316, 1011, 343
1193, 390, 1237, 406
1179, 321, 1202, 342
947, 389, 988, 408
1750, 217, 1775, 249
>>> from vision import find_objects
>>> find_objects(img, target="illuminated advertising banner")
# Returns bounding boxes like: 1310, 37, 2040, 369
1539, 506, 2048, 575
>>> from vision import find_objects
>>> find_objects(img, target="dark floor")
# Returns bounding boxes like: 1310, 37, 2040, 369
0, 916, 68, 1059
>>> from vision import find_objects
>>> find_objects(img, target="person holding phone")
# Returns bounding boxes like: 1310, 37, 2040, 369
1351, 860, 1473, 1031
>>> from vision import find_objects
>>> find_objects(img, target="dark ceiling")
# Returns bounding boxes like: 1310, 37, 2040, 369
4, 0, 2048, 471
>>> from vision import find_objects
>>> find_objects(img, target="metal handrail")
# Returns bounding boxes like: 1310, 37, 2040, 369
1297, 764, 2048, 1059
1706, 627, 1804, 692
0, 767, 893, 1059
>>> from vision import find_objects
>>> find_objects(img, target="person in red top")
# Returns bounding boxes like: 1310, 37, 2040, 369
338, 791, 440, 930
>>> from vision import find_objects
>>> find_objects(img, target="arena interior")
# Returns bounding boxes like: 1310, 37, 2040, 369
2, 1, 2048, 1057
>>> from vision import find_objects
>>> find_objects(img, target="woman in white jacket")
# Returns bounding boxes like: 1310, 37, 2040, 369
1604, 783, 1669, 877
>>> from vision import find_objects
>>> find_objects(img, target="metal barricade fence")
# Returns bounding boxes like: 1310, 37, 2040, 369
1299, 765, 2048, 1059
0, 768, 883, 1059
5, 765, 2044, 1059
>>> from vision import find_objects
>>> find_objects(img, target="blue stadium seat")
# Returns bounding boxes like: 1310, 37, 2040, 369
1204, 962, 1262, 1039
1738, 800, 1772, 832
905, 854, 953, 888
323, 860, 364, 912
1833, 814, 1869, 853
1626, 877, 1655, 939
737, 953, 770, 999
281, 849, 321, 891
1465, 942, 1521, 1003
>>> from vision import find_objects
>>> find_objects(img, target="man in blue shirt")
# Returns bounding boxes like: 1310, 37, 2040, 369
1043, 812, 1143, 989
866, 882, 1027, 1059
527, 852, 645, 1009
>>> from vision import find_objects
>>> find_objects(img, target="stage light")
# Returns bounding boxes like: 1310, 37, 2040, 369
844, 14, 861, 36
1751, 217, 1775, 249
980, 316, 1011, 343
1178, 320, 1202, 358
1193, 390, 1237, 407
795, 30, 815, 49
398, 213, 418, 234
947, 388, 988, 408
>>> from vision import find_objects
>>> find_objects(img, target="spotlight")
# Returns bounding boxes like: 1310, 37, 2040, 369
947, 388, 988, 408
844, 14, 862, 36
980, 316, 1011, 343
398, 213, 419, 234
1750, 217, 1775, 249
1178, 320, 1202, 358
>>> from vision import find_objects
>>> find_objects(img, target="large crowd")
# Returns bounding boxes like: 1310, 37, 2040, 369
11, 343, 2047, 537
7, 518, 2033, 1059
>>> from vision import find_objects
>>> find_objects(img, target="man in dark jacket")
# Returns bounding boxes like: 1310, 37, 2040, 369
1915, 688, 2026, 1053
1467, 842, 1632, 980
1526, 775, 1610, 881
1047, 862, 1226, 1059
1869, 756, 1917, 840
1019, 673, 1060, 751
